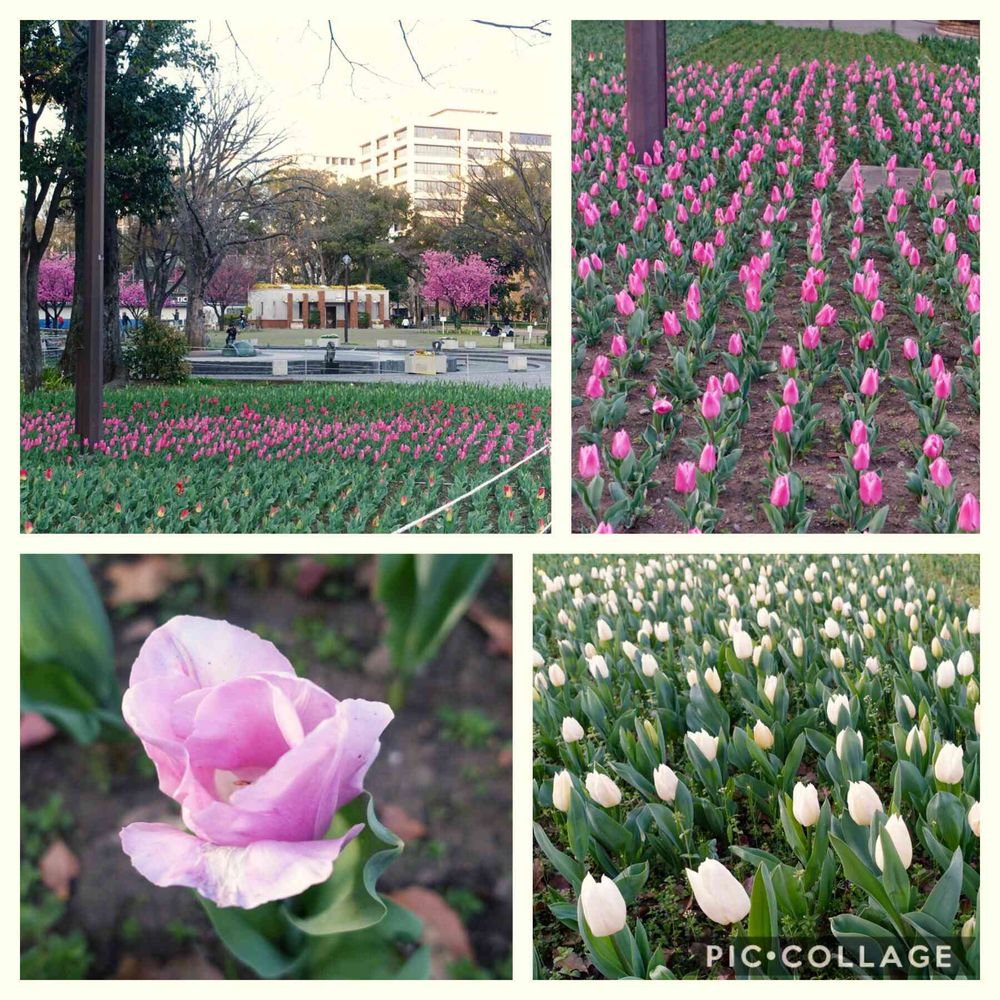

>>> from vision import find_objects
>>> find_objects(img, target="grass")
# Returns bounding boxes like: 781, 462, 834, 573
572, 20, 743, 70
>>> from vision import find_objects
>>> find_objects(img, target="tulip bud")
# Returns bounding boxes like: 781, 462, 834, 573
753, 719, 774, 749
962, 916, 976, 943
968, 608, 980, 634
792, 635, 804, 657
642, 719, 659, 747
905, 726, 927, 755
580, 872, 627, 937
552, 769, 573, 812
685, 859, 751, 925
931, 636, 943, 657
974, 701, 981, 733
831, 648, 845, 670
688, 729, 719, 761
586, 770, 622, 808
824, 618, 841, 639
968, 800, 981, 837
827, 693, 851, 727
562, 716, 585, 743
865, 656, 880, 674
704, 667, 722, 694
875, 814, 913, 870
934, 742, 964, 785
909, 646, 928, 672
548, 664, 566, 687
792, 782, 820, 827
763, 675, 778, 704
621, 640, 638, 663
936, 659, 956, 689
732, 630, 753, 659
640, 653, 658, 677
653, 763, 678, 803
847, 780, 883, 825
957, 650, 975, 676
901, 694, 917, 719
836, 728, 863, 759
597, 618, 613, 643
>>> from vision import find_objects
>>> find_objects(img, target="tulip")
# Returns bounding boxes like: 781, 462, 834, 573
653, 763, 679, 803
597, 619, 613, 643
769, 474, 790, 508
836, 728, 862, 759
674, 461, 697, 494
936, 659, 956, 689
687, 729, 719, 761
847, 780, 883, 825
792, 782, 820, 827
753, 719, 774, 749
704, 667, 722, 694
610, 429, 631, 460
934, 742, 964, 785
580, 872, 627, 937
772, 406, 793, 434
552, 770, 573, 812
909, 646, 927, 672
548, 664, 566, 687
654, 622, 670, 643
957, 650, 975, 677
586, 770, 622, 808
562, 716, 585, 742
929, 457, 952, 488
923, 434, 944, 459
732, 630, 753, 659
859, 472, 882, 506
905, 726, 926, 755
902, 694, 917, 719
968, 608, 980, 635
578, 444, 601, 480
686, 859, 751, 925
874, 814, 913, 870
958, 493, 980, 532
701, 389, 721, 420
763, 675, 778, 704
859, 367, 879, 395
827, 692, 850, 726
968, 800, 981, 837
640, 653, 658, 677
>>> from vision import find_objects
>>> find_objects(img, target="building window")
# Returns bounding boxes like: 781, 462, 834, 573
393, 164, 407, 178
376, 153, 388, 166
414, 179, 460, 194
376, 135, 388, 150
468, 146, 501, 163
377, 170, 389, 184
468, 129, 501, 143
394, 145, 407, 160
414, 197, 460, 211
360, 142, 371, 155
414, 161, 461, 177
414, 125, 460, 141
394, 127, 407, 139
414, 144, 460, 159
360, 159, 371, 171
510, 131, 551, 146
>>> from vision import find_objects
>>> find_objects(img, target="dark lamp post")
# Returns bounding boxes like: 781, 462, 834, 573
342, 253, 352, 345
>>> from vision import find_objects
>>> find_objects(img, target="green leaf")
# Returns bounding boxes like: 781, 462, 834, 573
533, 822, 584, 894
920, 847, 963, 927
567, 786, 591, 863
285, 793, 402, 937
375, 554, 493, 679
830, 835, 906, 937
200, 899, 303, 979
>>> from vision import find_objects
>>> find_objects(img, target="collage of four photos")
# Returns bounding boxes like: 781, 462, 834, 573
18, 15, 981, 983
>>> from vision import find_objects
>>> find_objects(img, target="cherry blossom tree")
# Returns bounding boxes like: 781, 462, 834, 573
37, 254, 74, 329
419, 250, 503, 329
205, 255, 257, 329
118, 278, 149, 324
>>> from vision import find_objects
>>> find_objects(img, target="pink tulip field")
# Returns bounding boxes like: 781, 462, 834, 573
20, 384, 550, 533
572, 25, 980, 534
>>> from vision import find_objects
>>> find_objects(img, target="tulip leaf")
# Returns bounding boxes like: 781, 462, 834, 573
830, 835, 906, 937
747, 864, 780, 958
919, 846, 963, 927
200, 899, 304, 979
567, 787, 591, 863
576, 897, 631, 979
533, 822, 584, 894
286, 792, 402, 936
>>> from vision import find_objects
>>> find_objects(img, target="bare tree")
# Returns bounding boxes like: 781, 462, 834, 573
122, 216, 186, 319
174, 78, 291, 346
461, 145, 551, 324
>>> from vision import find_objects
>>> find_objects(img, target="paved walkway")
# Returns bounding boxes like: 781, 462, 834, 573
756, 20, 940, 41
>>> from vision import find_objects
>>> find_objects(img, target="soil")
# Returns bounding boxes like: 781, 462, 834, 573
572, 188, 980, 533
21, 555, 512, 979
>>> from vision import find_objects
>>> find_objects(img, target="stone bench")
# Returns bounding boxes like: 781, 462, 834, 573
376, 339, 391, 348
507, 354, 528, 371
392, 339, 407, 348
464, 340, 478, 348
272, 358, 289, 376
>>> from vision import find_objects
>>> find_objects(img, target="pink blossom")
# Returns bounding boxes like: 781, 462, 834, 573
859, 472, 883, 506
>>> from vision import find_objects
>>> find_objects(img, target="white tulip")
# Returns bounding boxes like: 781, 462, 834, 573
836, 728, 863, 759
934, 742, 964, 785
596, 618, 613, 643
968, 608, 980, 635
763, 675, 778, 704
909, 646, 927, 672
792, 782, 820, 827
586, 770, 622, 808
685, 859, 751, 925
968, 800, 981, 837
753, 720, 774, 750
824, 617, 841, 639
974, 702, 981, 734
902, 694, 917, 719
936, 659, 956, 689
548, 664, 566, 687
831, 648, 846, 670
957, 650, 975, 677
792, 635, 804, 657
688, 729, 719, 762
686, 669, 699, 688
621, 640, 638, 663
552, 770, 573, 812
905, 726, 927, 755
826, 693, 851, 727
704, 667, 722, 694
653, 763, 678, 803
588, 655, 609, 680
875, 814, 913, 871
654, 622, 670, 642
562, 717, 585, 743
756, 607, 771, 629
640, 653, 658, 677
732, 630, 753, 659
847, 780, 883, 826
580, 872, 627, 937
865, 656, 880, 674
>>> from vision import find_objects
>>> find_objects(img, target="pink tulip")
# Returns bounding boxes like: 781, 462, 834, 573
859, 367, 879, 396
815, 303, 837, 327
611, 334, 627, 357
850, 420, 868, 446
852, 442, 871, 471
858, 330, 874, 351
934, 372, 952, 399
610, 429, 631, 460
923, 434, 944, 459
652, 398, 673, 415
662, 311, 681, 336
699, 443, 717, 473
722, 372, 740, 394
802, 325, 820, 350
903, 338, 918, 361
728, 332, 743, 356
592, 355, 610, 378
770, 474, 790, 508
615, 290, 635, 316
782, 379, 799, 405
674, 461, 697, 493
772, 406, 792, 434
859, 472, 883, 506
120, 617, 392, 908
578, 444, 600, 479
595, 521, 615, 534
929, 457, 952, 488
585, 375, 604, 399
957, 493, 980, 532
779, 345, 797, 370
701, 389, 721, 420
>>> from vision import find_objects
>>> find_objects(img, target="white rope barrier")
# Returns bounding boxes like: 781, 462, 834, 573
393, 441, 551, 534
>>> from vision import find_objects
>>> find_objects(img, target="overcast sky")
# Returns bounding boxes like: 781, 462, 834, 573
196, 18, 554, 156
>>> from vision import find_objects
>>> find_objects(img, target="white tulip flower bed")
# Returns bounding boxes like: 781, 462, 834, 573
532, 554, 979, 979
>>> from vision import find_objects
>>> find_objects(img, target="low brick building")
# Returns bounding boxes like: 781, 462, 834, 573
249, 284, 390, 330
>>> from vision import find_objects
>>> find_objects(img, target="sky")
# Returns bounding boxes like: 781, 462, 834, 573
195, 18, 554, 157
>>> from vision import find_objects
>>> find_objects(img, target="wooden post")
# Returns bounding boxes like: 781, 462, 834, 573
625, 21, 667, 158
76, 20, 105, 447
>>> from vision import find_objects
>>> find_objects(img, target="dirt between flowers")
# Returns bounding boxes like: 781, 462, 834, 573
571, 188, 980, 533
20, 556, 512, 979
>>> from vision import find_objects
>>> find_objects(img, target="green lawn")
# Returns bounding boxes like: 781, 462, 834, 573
202, 327, 550, 352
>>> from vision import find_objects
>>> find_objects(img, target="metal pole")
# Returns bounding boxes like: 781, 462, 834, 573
76, 19, 105, 447
625, 21, 667, 159
344, 271, 349, 345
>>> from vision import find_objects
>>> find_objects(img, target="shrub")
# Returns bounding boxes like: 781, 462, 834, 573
122, 317, 191, 384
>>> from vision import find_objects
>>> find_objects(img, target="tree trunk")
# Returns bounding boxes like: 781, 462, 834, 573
185, 273, 207, 347
20, 243, 44, 393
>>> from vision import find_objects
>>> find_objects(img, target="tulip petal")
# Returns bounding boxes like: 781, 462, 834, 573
131, 616, 295, 688
188, 698, 393, 845
120, 821, 363, 909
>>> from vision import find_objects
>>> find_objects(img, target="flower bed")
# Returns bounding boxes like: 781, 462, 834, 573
532, 553, 979, 979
